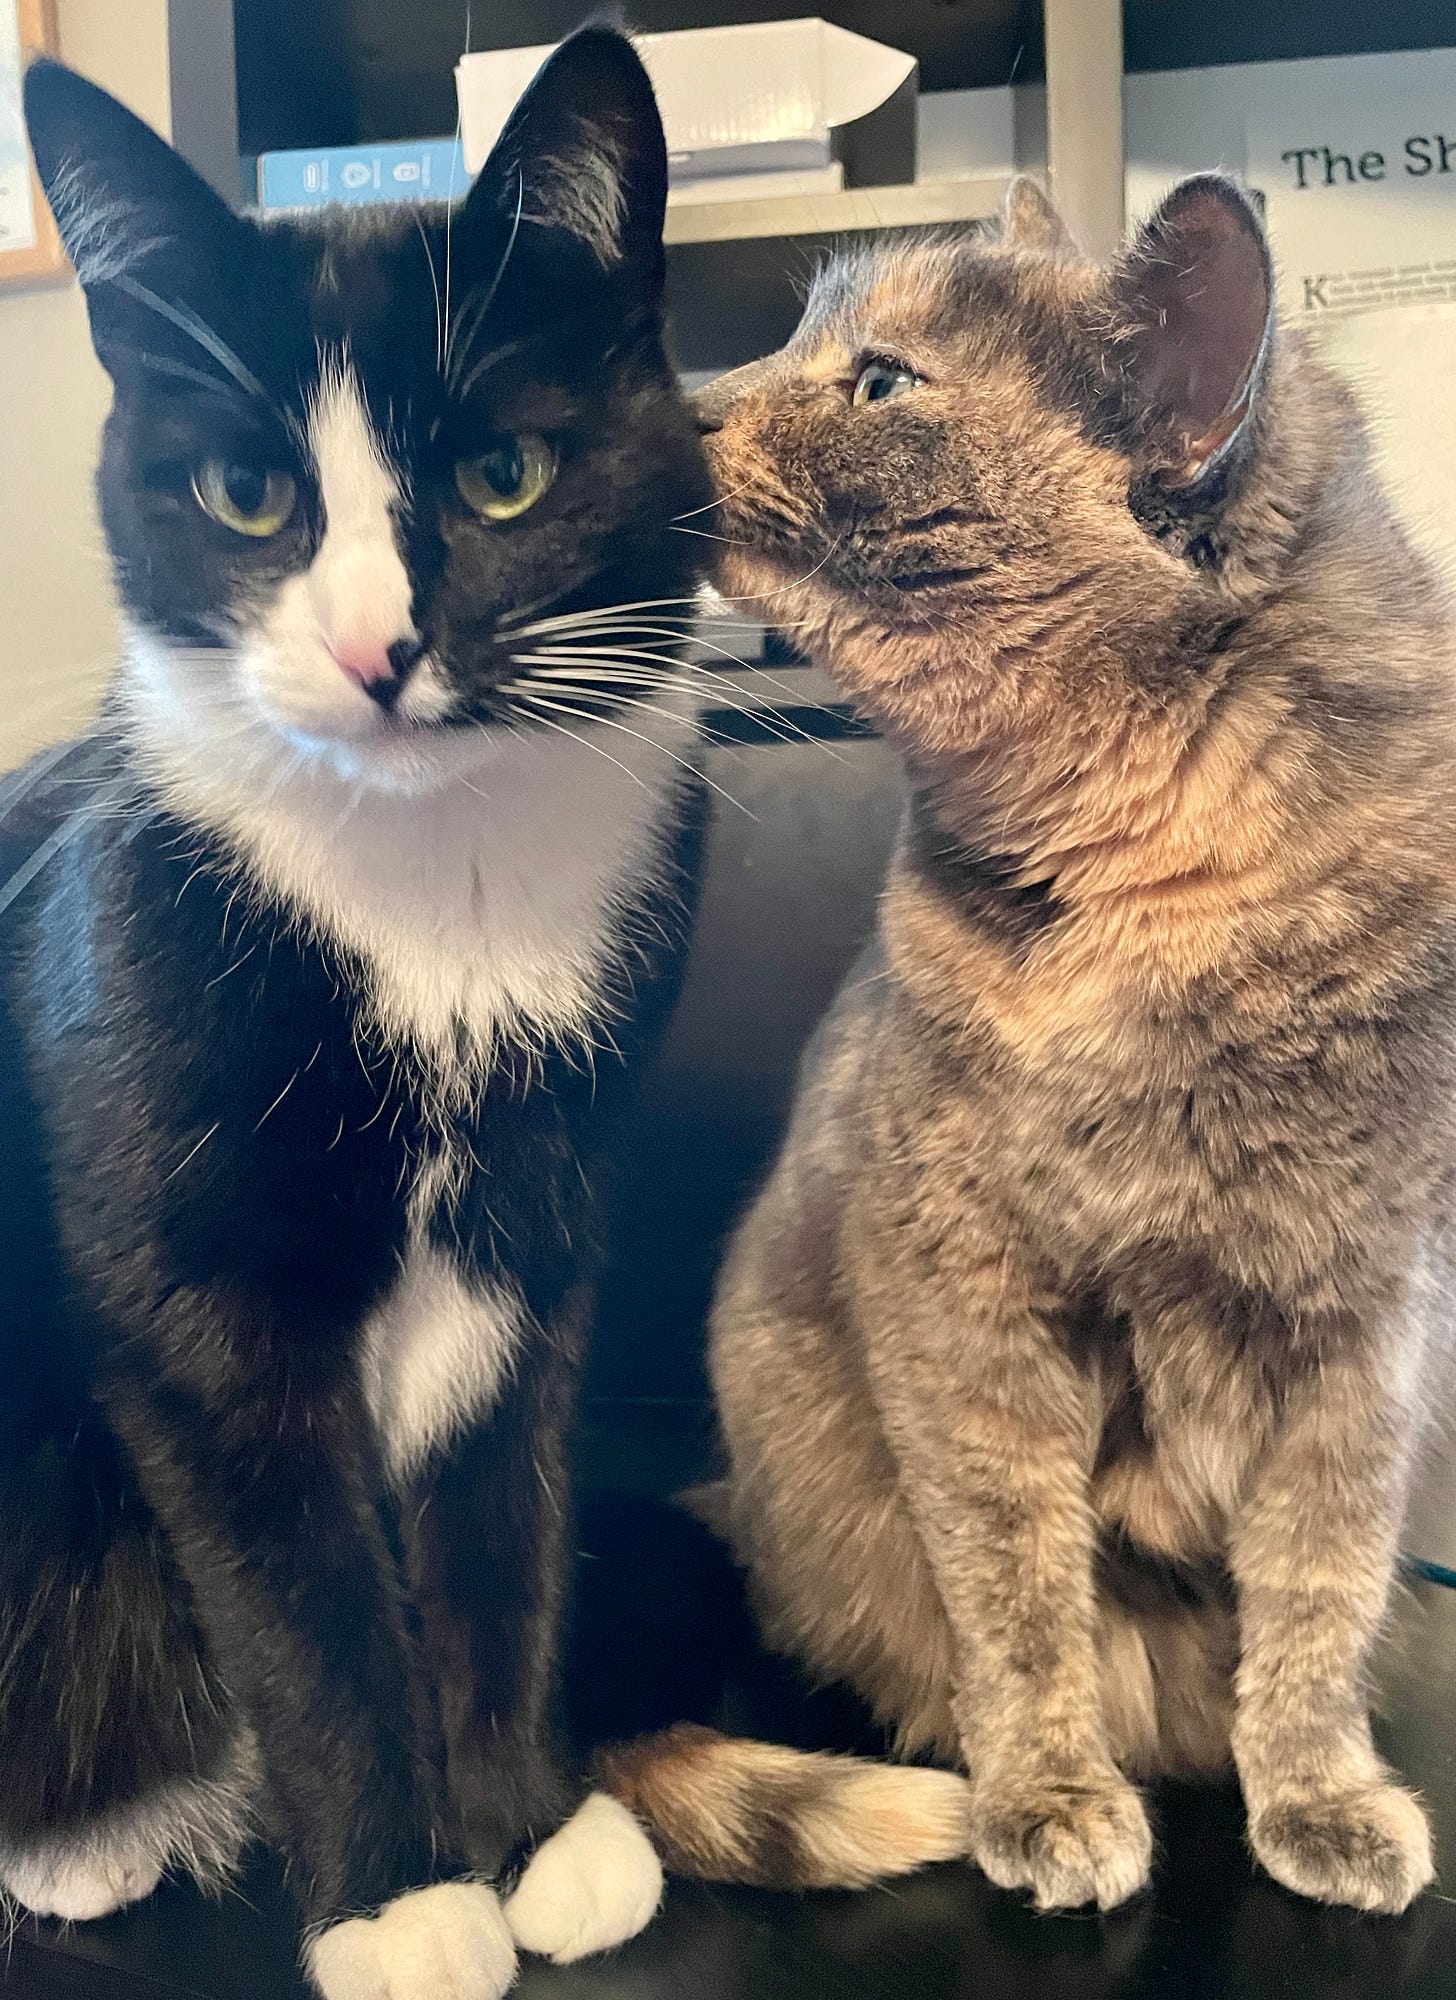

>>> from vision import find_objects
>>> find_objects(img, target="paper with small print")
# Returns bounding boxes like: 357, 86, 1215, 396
1248, 85, 1456, 322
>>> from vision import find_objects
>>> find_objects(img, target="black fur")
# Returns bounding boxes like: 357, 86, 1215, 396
2, 28, 708, 1952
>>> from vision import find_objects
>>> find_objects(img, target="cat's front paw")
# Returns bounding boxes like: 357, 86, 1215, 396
0, 1839, 163, 1923
307, 1881, 517, 2000
1249, 1782, 1434, 1914
505, 1793, 663, 1964
971, 1769, 1152, 1911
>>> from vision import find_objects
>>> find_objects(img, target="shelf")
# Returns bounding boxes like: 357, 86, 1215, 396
662, 173, 1012, 245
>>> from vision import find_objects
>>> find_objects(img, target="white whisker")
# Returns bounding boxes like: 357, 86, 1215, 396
0, 806, 94, 920
755, 534, 844, 600
523, 629, 843, 730
510, 660, 811, 750
668, 524, 750, 546
501, 697, 652, 792
412, 212, 445, 373
448, 171, 525, 396
113, 277, 272, 409
0, 737, 110, 826
511, 647, 826, 748
508, 687, 751, 818
505, 595, 712, 636
672, 479, 757, 523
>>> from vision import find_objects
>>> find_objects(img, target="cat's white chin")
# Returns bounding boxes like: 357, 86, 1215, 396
259, 710, 494, 798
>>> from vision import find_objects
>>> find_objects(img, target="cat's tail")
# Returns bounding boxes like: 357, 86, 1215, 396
595, 1725, 972, 1890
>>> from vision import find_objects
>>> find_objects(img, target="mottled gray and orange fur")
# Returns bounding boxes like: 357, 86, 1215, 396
601, 177, 1456, 1915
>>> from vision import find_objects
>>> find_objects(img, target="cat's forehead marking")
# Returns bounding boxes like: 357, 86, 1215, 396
864, 247, 955, 321
303, 356, 416, 657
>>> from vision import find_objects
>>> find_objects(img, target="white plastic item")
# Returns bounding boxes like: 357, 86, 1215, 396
455, 20, 917, 185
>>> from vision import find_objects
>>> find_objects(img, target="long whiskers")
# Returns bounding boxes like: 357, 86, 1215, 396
0, 807, 94, 922
508, 617, 844, 730
113, 277, 273, 410
508, 654, 815, 752
447, 168, 525, 397
412, 211, 445, 373
505, 686, 753, 817
669, 524, 751, 546
498, 698, 653, 793
0, 736, 106, 828
756, 533, 844, 601
671, 479, 757, 523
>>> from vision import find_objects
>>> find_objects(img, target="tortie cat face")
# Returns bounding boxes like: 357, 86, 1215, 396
698, 178, 1284, 762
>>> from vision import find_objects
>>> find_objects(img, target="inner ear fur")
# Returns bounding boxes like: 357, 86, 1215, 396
1112, 174, 1274, 488
458, 25, 668, 282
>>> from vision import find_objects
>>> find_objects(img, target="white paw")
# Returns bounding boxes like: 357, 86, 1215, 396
505, 1793, 663, 1965
307, 1881, 517, 2000
1, 1837, 164, 1922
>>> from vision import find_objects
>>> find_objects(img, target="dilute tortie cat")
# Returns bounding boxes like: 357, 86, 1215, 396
598, 178, 1456, 1917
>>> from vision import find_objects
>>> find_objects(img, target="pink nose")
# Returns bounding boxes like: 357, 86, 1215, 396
328, 639, 396, 690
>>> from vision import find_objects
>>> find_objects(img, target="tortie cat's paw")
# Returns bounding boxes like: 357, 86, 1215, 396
971, 1771, 1152, 1911
1249, 1783, 1434, 1915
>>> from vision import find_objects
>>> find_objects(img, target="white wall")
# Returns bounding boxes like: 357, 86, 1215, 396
0, 0, 170, 773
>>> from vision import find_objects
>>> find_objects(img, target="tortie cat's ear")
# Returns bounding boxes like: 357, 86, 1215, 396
456, 26, 668, 289
1002, 178, 1076, 256
1111, 174, 1273, 489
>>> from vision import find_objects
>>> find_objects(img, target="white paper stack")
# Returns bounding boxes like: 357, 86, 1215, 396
456, 20, 917, 207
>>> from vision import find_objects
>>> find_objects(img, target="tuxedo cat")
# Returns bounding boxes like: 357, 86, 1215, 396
3, 32, 709, 1998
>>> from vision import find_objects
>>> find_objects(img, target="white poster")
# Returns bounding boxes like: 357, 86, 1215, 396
0, 0, 37, 258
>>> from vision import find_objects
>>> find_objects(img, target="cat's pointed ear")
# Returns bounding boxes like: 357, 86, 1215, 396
24, 60, 255, 379
1111, 174, 1273, 488
458, 26, 668, 285
1003, 178, 1075, 256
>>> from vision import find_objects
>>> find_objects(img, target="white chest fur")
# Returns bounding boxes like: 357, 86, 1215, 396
124, 638, 699, 1076
360, 1243, 522, 1485
123, 635, 701, 1476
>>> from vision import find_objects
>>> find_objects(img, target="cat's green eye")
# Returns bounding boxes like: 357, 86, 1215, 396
852, 362, 920, 407
455, 435, 557, 522
192, 459, 297, 539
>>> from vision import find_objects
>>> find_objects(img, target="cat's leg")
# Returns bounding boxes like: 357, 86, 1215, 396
102, 1340, 515, 2000
1230, 1326, 1433, 1914
709, 1277, 960, 1762
0, 1402, 255, 1923
402, 1294, 662, 1966
852, 1208, 1152, 1913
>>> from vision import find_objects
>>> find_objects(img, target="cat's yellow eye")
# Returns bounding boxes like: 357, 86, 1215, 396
455, 435, 556, 522
852, 362, 920, 407
192, 459, 297, 539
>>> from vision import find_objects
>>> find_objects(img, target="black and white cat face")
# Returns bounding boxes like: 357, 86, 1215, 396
24, 31, 711, 794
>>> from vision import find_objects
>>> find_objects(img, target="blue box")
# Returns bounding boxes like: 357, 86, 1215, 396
256, 141, 471, 214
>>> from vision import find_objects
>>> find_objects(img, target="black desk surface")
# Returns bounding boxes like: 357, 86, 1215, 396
8, 1427, 1456, 2000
